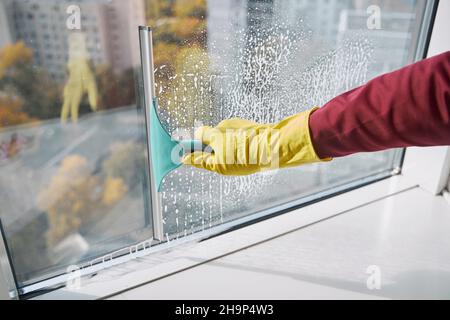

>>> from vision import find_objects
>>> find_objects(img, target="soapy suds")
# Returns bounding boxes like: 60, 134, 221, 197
157, 21, 373, 239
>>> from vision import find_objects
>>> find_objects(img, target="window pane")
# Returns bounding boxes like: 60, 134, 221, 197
0, 0, 151, 285
146, 0, 429, 237
0, 0, 434, 291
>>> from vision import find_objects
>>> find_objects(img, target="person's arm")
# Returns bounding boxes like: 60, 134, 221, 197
183, 52, 450, 176
309, 51, 450, 158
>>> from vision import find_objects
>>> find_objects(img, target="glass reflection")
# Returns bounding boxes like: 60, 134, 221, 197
0, 0, 150, 285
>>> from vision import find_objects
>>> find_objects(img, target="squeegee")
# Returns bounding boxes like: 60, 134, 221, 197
139, 26, 207, 241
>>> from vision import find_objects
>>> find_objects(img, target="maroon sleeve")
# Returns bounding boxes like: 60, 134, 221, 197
309, 51, 450, 158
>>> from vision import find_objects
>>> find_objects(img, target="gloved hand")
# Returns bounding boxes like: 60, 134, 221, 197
61, 33, 98, 123
182, 108, 331, 176
61, 57, 98, 123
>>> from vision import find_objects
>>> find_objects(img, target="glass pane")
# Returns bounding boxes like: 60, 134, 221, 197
145, 0, 429, 237
0, 0, 151, 285
0, 0, 434, 291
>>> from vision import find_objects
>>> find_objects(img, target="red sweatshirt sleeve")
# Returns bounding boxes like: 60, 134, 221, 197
309, 51, 450, 158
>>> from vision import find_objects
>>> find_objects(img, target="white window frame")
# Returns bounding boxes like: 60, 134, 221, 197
1, 0, 447, 300
402, 0, 450, 196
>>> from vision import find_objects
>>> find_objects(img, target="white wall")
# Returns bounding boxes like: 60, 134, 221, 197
427, 0, 450, 57
402, 0, 450, 195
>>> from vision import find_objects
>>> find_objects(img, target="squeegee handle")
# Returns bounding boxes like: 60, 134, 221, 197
179, 140, 210, 154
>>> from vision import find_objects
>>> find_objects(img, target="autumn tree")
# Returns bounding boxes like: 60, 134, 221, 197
102, 141, 146, 188
0, 41, 61, 121
95, 65, 136, 110
145, 0, 211, 127
159, 46, 212, 127
37, 155, 97, 246
0, 41, 33, 78
38, 155, 127, 246
0, 96, 35, 128
173, 0, 206, 19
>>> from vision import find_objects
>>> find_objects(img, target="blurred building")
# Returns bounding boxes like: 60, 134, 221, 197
206, 0, 247, 73
247, 0, 274, 32
0, 1, 12, 48
272, 0, 418, 74
102, 0, 146, 72
274, 0, 353, 45
337, 9, 416, 74
0, 0, 145, 80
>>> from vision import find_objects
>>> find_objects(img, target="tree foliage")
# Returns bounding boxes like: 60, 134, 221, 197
0, 96, 36, 127
95, 65, 136, 110
146, 0, 210, 127
0, 41, 61, 121
37, 155, 98, 246
0, 41, 33, 78
102, 141, 146, 188
37, 140, 144, 247
173, 0, 206, 19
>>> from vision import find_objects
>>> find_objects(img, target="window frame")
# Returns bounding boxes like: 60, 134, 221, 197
0, 0, 444, 299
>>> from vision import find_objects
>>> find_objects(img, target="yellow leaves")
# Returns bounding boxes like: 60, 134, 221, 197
175, 46, 209, 74
37, 155, 91, 211
145, 0, 163, 21
0, 41, 33, 79
150, 0, 207, 47
38, 155, 97, 246
148, 0, 209, 115
172, 0, 207, 35
0, 96, 36, 128
0, 41, 61, 121
173, 0, 206, 18
170, 17, 205, 39
102, 176, 128, 206
102, 141, 146, 187
38, 150, 134, 246
153, 42, 178, 72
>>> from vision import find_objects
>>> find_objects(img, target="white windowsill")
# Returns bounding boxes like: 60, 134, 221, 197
33, 173, 419, 300
108, 186, 450, 300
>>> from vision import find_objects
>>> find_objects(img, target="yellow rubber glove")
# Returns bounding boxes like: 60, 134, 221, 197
182, 108, 332, 176
61, 33, 98, 123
